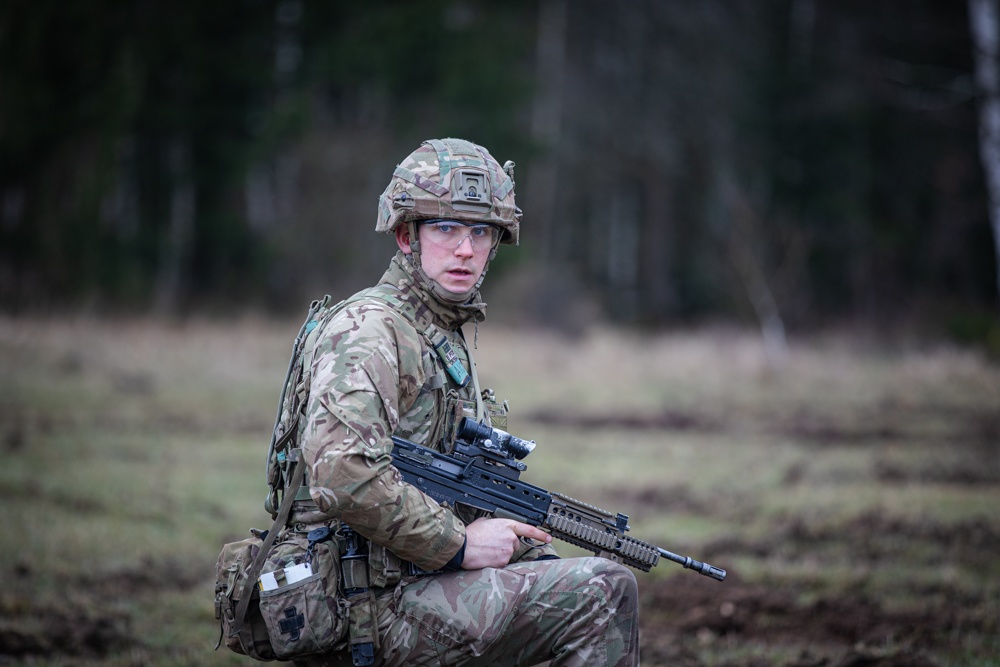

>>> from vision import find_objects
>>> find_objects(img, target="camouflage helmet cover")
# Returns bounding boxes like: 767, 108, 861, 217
376, 138, 522, 245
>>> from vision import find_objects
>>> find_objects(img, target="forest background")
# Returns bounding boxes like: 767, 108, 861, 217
3, 0, 1000, 346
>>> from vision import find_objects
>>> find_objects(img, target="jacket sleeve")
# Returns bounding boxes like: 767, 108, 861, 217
301, 305, 465, 571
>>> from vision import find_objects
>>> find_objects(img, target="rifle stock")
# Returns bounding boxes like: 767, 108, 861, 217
390, 422, 725, 581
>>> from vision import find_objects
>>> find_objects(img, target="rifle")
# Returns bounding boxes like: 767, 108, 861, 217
391, 417, 726, 581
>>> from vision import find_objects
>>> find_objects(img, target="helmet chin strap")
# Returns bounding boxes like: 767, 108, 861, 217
405, 221, 498, 305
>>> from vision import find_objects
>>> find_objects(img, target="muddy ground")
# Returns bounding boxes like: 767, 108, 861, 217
639, 518, 999, 667
3, 454, 996, 667
1, 322, 997, 666
0, 544, 1000, 667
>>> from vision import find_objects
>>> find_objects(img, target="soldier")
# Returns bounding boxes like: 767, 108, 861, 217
288, 138, 639, 666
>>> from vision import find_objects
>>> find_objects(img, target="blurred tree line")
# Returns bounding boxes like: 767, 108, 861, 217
1, 0, 997, 338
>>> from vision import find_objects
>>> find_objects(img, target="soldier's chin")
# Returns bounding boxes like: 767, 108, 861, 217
431, 280, 477, 305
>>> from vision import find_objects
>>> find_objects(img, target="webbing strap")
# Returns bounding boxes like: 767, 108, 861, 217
265, 296, 338, 517
427, 139, 453, 185
493, 171, 514, 200
471, 144, 513, 201
460, 327, 486, 423
360, 286, 482, 418
233, 453, 305, 637
393, 166, 448, 197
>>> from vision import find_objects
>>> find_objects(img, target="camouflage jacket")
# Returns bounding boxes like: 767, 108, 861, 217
298, 251, 485, 572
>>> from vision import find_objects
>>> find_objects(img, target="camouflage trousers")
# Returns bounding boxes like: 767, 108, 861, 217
294, 557, 639, 667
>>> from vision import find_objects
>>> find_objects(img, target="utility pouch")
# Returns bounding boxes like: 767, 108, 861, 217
338, 525, 378, 666
367, 542, 402, 589
442, 392, 509, 452
214, 529, 277, 661
483, 389, 509, 431
257, 530, 349, 660
347, 590, 378, 666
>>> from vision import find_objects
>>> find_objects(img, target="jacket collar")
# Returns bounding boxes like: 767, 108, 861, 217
376, 251, 486, 331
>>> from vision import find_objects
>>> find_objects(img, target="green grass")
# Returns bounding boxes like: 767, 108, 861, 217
1, 317, 998, 666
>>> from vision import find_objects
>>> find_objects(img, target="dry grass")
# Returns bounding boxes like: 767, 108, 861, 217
1, 316, 998, 666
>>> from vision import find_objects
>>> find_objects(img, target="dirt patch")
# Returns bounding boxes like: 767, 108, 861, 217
0, 597, 134, 660
722, 512, 1000, 570
606, 484, 723, 518
525, 405, 1000, 448
640, 571, 981, 667
874, 459, 1000, 486
528, 408, 719, 433
0, 558, 201, 661
632, 503, 1000, 666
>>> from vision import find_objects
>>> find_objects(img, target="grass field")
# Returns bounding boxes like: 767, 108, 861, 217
1, 317, 998, 666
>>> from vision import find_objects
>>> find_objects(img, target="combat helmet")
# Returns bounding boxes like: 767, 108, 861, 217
376, 138, 522, 245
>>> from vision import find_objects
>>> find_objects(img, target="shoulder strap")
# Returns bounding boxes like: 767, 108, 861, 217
264, 295, 343, 516
265, 289, 402, 517
460, 328, 486, 423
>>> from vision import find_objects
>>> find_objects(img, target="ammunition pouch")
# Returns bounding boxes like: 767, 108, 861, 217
442, 391, 508, 453
368, 542, 403, 589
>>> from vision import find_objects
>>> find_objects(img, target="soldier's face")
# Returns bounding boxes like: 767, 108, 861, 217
396, 224, 490, 294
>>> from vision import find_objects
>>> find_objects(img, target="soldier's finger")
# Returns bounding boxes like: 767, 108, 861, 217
509, 522, 552, 543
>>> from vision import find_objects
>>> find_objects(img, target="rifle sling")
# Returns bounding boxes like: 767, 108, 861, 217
232, 453, 306, 637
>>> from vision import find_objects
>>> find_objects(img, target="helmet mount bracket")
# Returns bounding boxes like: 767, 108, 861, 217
451, 169, 491, 213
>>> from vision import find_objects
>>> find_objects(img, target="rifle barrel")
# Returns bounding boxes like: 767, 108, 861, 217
657, 548, 727, 581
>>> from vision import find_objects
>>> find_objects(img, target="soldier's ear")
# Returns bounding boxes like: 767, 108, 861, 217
396, 225, 412, 254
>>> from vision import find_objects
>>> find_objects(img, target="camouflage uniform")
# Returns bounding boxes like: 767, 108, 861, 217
286, 139, 639, 666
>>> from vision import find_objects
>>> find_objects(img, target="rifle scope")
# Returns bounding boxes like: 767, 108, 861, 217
458, 417, 536, 460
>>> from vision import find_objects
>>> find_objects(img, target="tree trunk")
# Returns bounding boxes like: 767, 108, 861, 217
724, 180, 788, 368
528, 0, 567, 260
968, 0, 1000, 313
153, 137, 195, 316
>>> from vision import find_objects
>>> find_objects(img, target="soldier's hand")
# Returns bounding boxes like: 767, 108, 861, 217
461, 517, 552, 570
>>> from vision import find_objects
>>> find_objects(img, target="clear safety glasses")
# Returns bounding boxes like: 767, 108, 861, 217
420, 219, 499, 251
